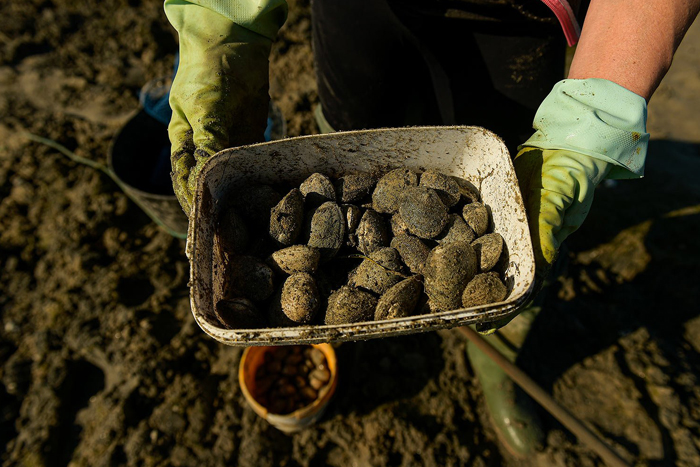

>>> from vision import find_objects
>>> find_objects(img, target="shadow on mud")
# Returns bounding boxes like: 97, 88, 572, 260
53, 360, 106, 467
328, 331, 444, 417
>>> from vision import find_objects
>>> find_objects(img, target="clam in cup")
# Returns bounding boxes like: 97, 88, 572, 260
239, 344, 338, 433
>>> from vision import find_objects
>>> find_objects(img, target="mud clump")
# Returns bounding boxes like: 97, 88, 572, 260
462, 272, 508, 308
325, 286, 378, 325
269, 188, 305, 245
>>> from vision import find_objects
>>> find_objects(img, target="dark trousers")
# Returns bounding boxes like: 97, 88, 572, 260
311, 0, 569, 153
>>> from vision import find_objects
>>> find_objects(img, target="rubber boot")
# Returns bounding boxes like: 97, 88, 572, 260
466, 307, 545, 457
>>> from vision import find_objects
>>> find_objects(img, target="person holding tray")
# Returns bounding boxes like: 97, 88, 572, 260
162, 0, 700, 456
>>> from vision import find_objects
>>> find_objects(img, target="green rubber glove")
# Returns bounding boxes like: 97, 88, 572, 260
477, 79, 649, 335
514, 78, 649, 280
514, 147, 610, 277
165, 0, 287, 215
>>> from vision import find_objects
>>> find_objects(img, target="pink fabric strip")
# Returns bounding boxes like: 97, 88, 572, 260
540, 0, 581, 46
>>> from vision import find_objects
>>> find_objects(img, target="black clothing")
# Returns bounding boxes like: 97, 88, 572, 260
311, 0, 583, 151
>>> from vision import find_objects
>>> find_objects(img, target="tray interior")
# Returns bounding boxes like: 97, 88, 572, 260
188, 126, 534, 346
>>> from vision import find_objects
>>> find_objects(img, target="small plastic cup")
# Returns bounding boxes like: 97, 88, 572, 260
239, 344, 338, 433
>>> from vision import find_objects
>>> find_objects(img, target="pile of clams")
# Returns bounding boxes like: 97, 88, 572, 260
214, 169, 508, 329
252, 346, 332, 414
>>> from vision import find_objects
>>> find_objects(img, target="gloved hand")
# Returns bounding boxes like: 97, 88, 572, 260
165, 0, 287, 215
476, 79, 648, 335
515, 78, 649, 282
514, 147, 610, 280
476, 79, 649, 334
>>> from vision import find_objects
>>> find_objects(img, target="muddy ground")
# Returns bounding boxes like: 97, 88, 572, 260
1, 1, 699, 466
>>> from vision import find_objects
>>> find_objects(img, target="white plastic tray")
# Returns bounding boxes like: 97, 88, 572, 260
187, 126, 535, 346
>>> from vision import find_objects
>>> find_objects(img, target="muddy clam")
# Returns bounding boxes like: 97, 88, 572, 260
436, 213, 475, 245
454, 177, 480, 205
342, 204, 362, 247
280, 273, 320, 324
390, 234, 430, 275
307, 201, 346, 259
269, 188, 305, 245
324, 286, 378, 325
374, 276, 423, 320
268, 245, 321, 275
423, 241, 478, 311
419, 170, 461, 208
372, 168, 418, 214
462, 272, 508, 308
462, 202, 489, 237
471, 232, 504, 272
390, 212, 410, 237
355, 209, 390, 256
398, 186, 449, 239
336, 174, 377, 204
300, 172, 336, 205
343, 204, 362, 234
348, 247, 405, 295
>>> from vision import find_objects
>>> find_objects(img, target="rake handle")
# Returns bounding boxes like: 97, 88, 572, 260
457, 326, 631, 467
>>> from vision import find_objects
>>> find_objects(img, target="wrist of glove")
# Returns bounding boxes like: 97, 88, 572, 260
165, 0, 287, 215
515, 78, 649, 285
